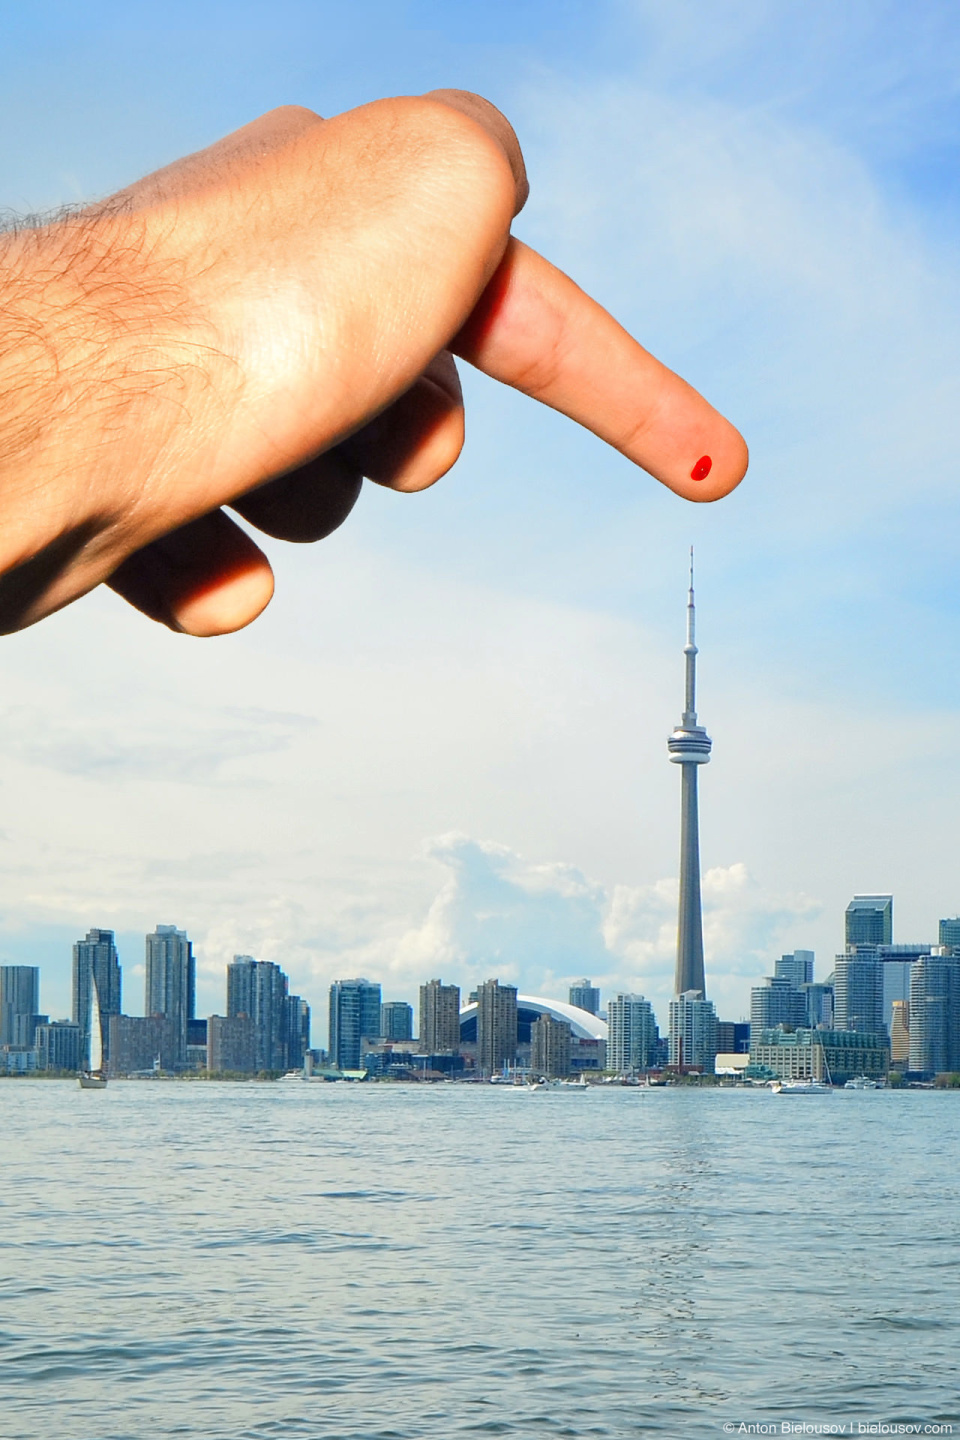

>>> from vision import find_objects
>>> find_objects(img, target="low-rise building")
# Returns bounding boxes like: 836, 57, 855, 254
207, 1014, 257, 1073
750, 1026, 889, 1084
36, 1020, 81, 1072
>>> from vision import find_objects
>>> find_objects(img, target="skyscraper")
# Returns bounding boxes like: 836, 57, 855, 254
228, 955, 291, 1072
668, 991, 718, 1071
939, 917, 960, 953
606, 994, 657, 1073
72, 929, 122, 1068
775, 951, 815, 989
833, 951, 884, 1034
419, 979, 461, 1054
380, 1001, 413, 1041
145, 925, 193, 1068
845, 896, 893, 948
328, 978, 382, 1070
569, 980, 600, 1015
750, 976, 806, 1032
908, 950, 960, 1076
0, 965, 40, 1047
668, 551, 712, 1000
476, 978, 518, 1076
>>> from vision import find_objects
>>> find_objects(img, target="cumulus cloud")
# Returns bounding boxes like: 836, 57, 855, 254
385, 835, 818, 1023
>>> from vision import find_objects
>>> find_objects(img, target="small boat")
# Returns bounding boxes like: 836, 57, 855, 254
844, 1075, 881, 1090
78, 978, 107, 1089
558, 1075, 590, 1090
770, 1079, 832, 1095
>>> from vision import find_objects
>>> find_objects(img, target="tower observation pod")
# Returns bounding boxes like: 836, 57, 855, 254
667, 550, 712, 999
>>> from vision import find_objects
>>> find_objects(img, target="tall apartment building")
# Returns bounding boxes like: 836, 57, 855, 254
228, 955, 292, 1072
909, 951, 960, 1076
145, 925, 194, 1069
285, 995, 310, 1068
0, 965, 40, 1047
530, 1013, 572, 1077
775, 951, 815, 989
668, 991, 718, 1071
750, 976, 807, 1033
476, 978, 518, 1076
606, 994, 657, 1072
800, 981, 834, 1029
833, 951, 884, 1034
419, 979, 460, 1054
380, 1001, 413, 1041
328, 978, 382, 1070
568, 980, 600, 1016
845, 895, 893, 948
72, 929, 122, 1068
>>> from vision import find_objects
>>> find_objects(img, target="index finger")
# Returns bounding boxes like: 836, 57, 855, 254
451, 238, 748, 502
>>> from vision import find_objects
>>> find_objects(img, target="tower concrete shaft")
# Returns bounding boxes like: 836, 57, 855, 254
667, 551, 712, 998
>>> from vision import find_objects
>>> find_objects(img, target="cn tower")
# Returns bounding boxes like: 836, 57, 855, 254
667, 550, 712, 998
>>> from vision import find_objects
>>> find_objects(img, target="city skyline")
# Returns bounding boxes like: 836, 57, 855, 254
1, 7, 960, 1037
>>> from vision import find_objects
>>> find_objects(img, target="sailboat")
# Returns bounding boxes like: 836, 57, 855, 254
78, 977, 107, 1088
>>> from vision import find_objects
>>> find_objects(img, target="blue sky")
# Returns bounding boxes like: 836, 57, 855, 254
2, 0, 960, 1036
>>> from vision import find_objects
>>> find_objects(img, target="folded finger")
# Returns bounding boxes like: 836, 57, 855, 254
230, 450, 363, 542
341, 351, 464, 493
451, 239, 748, 502
108, 510, 274, 636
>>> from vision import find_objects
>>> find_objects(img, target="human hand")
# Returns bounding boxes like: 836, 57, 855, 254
0, 91, 747, 636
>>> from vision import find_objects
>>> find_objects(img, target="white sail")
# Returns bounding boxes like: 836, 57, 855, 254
88, 978, 103, 1074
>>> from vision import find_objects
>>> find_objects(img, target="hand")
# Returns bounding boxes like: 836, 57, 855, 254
0, 91, 747, 636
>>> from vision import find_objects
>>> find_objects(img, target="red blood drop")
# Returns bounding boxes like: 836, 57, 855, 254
690, 455, 712, 481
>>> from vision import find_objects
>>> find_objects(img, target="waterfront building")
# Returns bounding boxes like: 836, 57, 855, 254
668, 991, 718, 1072
845, 895, 893, 948
328, 978, 382, 1070
0, 965, 40, 1047
476, 978, 518, 1076
668, 552, 712, 1001
228, 956, 292, 1072
606, 994, 658, 1072
380, 1001, 413, 1041
834, 950, 884, 1034
750, 976, 806, 1032
72, 929, 122, 1068
775, 951, 814, 989
0, 1046, 37, 1074
750, 1026, 889, 1084
207, 1014, 257, 1073
145, 925, 194, 1069
908, 950, 960, 1077
530, 1013, 572, 1077
568, 980, 600, 1016
419, 979, 461, 1054
35, 1020, 81, 1072
108, 1014, 178, 1075
890, 1000, 910, 1065
939, 917, 960, 953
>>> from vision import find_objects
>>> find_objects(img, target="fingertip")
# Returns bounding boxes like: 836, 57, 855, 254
170, 560, 275, 637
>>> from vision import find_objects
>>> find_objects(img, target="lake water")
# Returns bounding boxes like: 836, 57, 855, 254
1, 1081, 958, 1440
